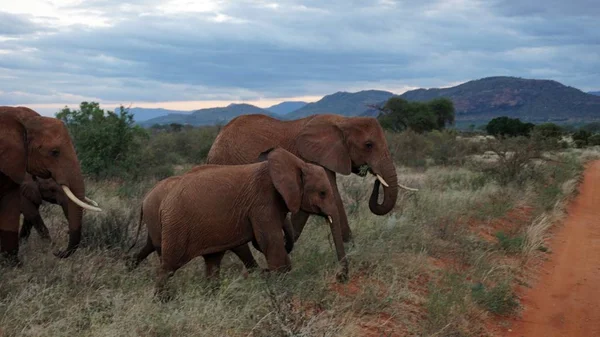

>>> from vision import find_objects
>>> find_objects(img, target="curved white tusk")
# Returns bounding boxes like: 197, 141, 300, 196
84, 197, 99, 207
327, 216, 333, 224
398, 183, 419, 192
375, 174, 390, 187
62, 186, 103, 212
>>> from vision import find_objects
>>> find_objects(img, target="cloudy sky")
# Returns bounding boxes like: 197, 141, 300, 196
1, 0, 599, 115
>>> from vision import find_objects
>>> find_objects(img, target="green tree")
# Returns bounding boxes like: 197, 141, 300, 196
429, 98, 455, 129
56, 102, 148, 179
378, 97, 455, 133
486, 117, 534, 138
572, 129, 591, 148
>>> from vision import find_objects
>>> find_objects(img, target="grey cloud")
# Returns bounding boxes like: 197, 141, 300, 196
0, 11, 49, 36
0, 0, 599, 106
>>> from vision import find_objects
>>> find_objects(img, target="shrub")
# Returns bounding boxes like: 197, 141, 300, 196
471, 281, 518, 315
572, 130, 591, 148
378, 97, 455, 133
57, 103, 148, 179
495, 231, 525, 253
588, 134, 600, 146
486, 117, 534, 138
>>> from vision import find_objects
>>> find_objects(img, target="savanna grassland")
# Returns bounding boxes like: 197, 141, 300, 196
1, 124, 600, 337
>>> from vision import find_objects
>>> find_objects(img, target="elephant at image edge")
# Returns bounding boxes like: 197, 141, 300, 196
206, 113, 400, 265
19, 173, 100, 243
0, 106, 101, 265
127, 164, 294, 272
154, 148, 346, 299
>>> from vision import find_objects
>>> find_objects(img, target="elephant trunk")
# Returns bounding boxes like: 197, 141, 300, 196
368, 158, 399, 216
55, 169, 86, 258
326, 209, 349, 282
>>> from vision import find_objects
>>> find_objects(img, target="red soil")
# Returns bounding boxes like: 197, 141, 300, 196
500, 160, 600, 337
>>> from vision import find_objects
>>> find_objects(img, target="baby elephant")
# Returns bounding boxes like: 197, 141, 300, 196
19, 173, 98, 242
128, 164, 295, 273
153, 147, 348, 299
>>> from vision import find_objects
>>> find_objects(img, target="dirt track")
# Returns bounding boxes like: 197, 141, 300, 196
505, 160, 600, 337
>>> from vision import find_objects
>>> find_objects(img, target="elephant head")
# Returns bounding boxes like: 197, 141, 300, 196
0, 106, 101, 258
266, 147, 348, 280
295, 115, 399, 216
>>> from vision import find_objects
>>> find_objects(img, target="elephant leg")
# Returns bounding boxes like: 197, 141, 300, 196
154, 265, 177, 302
0, 189, 22, 267
30, 214, 51, 241
19, 218, 34, 241
290, 211, 310, 242
248, 209, 292, 273
230, 245, 260, 273
128, 235, 155, 270
326, 170, 352, 243
203, 251, 225, 280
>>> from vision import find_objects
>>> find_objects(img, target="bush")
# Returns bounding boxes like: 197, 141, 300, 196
486, 117, 534, 138
588, 134, 600, 146
378, 97, 455, 133
532, 123, 564, 150
572, 130, 591, 148
471, 281, 518, 315
57, 103, 148, 179
479, 136, 541, 185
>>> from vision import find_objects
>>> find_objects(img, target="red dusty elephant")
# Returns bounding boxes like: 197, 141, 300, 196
148, 148, 346, 300
127, 164, 294, 273
207, 114, 412, 273
0, 106, 101, 266
19, 173, 99, 243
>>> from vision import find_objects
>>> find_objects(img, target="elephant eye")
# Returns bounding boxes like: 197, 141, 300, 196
50, 149, 60, 157
365, 141, 373, 150
319, 191, 327, 198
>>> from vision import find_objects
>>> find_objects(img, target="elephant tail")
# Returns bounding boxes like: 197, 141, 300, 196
127, 207, 144, 253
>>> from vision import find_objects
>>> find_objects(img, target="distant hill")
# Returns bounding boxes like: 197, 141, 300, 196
589, 91, 600, 96
286, 90, 395, 119
389, 77, 600, 123
266, 101, 307, 115
117, 107, 192, 122
141, 103, 277, 127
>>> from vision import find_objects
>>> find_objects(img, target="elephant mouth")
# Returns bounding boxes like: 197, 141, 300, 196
355, 164, 370, 177
353, 164, 391, 187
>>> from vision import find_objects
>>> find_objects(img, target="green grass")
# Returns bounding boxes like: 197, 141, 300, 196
1, 138, 597, 337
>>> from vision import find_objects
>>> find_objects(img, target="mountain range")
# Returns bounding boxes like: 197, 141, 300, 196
139, 103, 276, 127
266, 101, 307, 115
589, 91, 600, 96
134, 76, 600, 127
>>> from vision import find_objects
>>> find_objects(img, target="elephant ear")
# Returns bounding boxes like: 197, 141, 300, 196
20, 174, 42, 204
267, 148, 303, 213
295, 119, 352, 175
257, 147, 275, 162
0, 114, 27, 184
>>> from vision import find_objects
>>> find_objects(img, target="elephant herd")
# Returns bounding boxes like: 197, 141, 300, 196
0, 107, 410, 300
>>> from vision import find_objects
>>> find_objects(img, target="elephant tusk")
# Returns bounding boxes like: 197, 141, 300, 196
398, 183, 419, 192
85, 197, 99, 207
62, 186, 103, 212
327, 216, 333, 224
375, 174, 390, 187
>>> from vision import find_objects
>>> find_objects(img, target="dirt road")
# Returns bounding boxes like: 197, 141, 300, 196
505, 160, 600, 337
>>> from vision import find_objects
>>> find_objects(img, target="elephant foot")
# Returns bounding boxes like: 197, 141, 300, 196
0, 253, 22, 268
154, 289, 174, 303
53, 249, 75, 259
335, 266, 349, 283
125, 257, 140, 272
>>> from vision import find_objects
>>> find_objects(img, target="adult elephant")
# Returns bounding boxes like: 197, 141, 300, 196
0, 106, 101, 266
207, 114, 402, 265
19, 173, 99, 243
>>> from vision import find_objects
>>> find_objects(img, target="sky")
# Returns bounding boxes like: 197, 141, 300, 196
1, 0, 599, 116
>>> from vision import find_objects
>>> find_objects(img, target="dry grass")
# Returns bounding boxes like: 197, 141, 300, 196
1, 141, 597, 337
